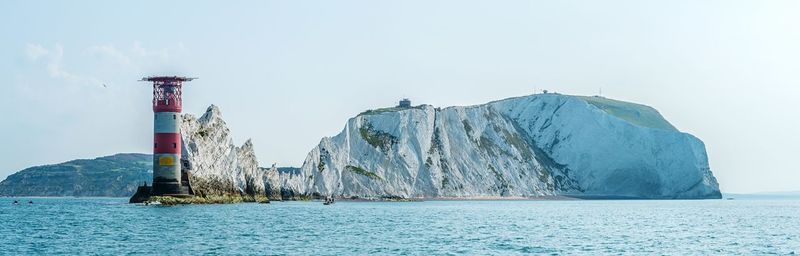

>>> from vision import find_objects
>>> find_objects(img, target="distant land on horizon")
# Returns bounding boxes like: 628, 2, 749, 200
722, 191, 800, 200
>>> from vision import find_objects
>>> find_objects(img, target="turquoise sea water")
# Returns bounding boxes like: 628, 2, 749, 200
0, 198, 798, 255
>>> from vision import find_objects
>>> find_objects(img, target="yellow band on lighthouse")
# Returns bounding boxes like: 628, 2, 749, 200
158, 155, 175, 166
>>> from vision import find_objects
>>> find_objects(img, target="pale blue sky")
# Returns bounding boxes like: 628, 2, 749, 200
1, 0, 798, 193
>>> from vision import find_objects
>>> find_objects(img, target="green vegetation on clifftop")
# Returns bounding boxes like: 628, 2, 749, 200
578, 96, 677, 131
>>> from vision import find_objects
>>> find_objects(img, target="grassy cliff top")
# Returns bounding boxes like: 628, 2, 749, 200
357, 105, 430, 116
577, 96, 677, 131
356, 94, 678, 132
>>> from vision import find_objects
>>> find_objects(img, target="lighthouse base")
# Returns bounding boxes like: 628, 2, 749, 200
129, 185, 194, 204
129, 176, 194, 203
129, 184, 152, 203
152, 181, 183, 196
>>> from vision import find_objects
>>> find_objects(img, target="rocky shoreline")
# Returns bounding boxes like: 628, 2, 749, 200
145, 195, 270, 206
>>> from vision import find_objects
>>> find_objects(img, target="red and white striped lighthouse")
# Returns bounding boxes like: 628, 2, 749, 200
141, 76, 195, 196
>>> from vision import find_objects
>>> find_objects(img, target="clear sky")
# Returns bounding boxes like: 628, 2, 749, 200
1, 0, 798, 193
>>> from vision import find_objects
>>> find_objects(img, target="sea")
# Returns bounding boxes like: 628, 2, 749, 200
0, 198, 797, 255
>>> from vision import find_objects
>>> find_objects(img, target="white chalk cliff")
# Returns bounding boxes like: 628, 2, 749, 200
180, 105, 273, 198
274, 94, 721, 199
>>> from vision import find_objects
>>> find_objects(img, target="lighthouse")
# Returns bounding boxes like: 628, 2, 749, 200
141, 76, 195, 196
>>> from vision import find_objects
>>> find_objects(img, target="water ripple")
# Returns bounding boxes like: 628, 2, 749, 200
0, 199, 798, 255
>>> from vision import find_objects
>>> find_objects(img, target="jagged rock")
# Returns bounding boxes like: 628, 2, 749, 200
261, 165, 287, 199
272, 94, 721, 199
180, 105, 268, 200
